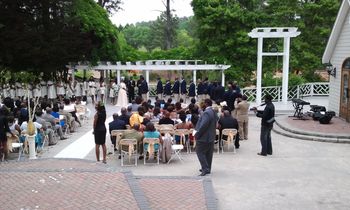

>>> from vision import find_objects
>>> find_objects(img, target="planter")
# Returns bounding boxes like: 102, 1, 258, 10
26, 135, 37, 159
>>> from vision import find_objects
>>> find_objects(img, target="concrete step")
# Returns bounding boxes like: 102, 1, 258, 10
275, 118, 350, 140
272, 122, 350, 143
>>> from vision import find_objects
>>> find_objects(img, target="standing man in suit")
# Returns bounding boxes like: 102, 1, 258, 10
197, 79, 204, 102
194, 99, 217, 176
188, 80, 196, 100
253, 94, 275, 156
156, 77, 163, 100
164, 80, 172, 101
180, 77, 187, 103
234, 95, 250, 140
127, 78, 136, 103
139, 76, 149, 102
172, 78, 180, 102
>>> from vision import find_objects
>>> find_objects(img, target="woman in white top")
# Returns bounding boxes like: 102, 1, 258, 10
33, 82, 41, 98
40, 81, 48, 98
99, 81, 106, 103
74, 80, 83, 102
10, 84, 16, 99
15, 82, 24, 99
116, 78, 128, 108
88, 78, 96, 104
109, 80, 118, 105
56, 79, 65, 101
47, 80, 56, 100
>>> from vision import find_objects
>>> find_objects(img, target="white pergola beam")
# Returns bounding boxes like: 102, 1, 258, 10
73, 64, 230, 71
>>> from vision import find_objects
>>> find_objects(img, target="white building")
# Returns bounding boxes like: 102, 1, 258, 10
322, 0, 350, 122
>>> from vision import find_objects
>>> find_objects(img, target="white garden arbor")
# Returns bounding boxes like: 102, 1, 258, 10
248, 27, 301, 104
70, 60, 230, 97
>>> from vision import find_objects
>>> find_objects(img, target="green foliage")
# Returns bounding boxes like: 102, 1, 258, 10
0, 0, 120, 78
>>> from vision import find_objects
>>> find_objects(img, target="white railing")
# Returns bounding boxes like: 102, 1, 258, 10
147, 82, 329, 101
241, 82, 329, 102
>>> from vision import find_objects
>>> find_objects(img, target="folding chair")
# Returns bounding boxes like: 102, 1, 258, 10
111, 130, 126, 154
173, 129, 191, 153
221, 128, 238, 153
143, 138, 160, 165
76, 104, 89, 124
9, 134, 25, 161
167, 136, 184, 164
215, 129, 220, 154
119, 138, 138, 166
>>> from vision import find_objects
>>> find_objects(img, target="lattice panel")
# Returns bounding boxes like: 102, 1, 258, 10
313, 83, 329, 95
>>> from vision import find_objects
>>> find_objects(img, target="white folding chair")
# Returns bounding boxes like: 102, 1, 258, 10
221, 128, 238, 153
215, 129, 220, 154
143, 138, 160, 165
9, 134, 25, 161
119, 138, 138, 166
173, 129, 191, 153
111, 130, 126, 154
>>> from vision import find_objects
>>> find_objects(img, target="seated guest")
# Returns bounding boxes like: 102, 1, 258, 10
129, 106, 145, 128
127, 105, 133, 116
8, 116, 21, 135
218, 110, 240, 149
18, 102, 29, 126
143, 122, 162, 159
142, 113, 151, 127
108, 113, 127, 151
152, 107, 162, 121
42, 107, 67, 140
58, 104, 76, 132
174, 114, 191, 144
166, 105, 177, 120
120, 123, 144, 159
35, 111, 57, 145
159, 111, 174, 125
164, 98, 173, 110
118, 107, 130, 125
63, 98, 81, 126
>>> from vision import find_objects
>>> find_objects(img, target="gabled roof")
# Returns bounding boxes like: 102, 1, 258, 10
322, 0, 350, 63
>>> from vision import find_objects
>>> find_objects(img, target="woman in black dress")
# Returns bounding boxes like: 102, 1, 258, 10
93, 102, 107, 163
0, 106, 14, 161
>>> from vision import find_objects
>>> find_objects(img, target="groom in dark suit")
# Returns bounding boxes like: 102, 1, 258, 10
195, 99, 217, 176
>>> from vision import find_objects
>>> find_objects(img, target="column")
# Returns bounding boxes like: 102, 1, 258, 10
256, 37, 263, 105
282, 37, 290, 104
71, 67, 75, 84
146, 70, 150, 99
221, 70, 225, 87
193, 70, 197, 85
117, 70, 120, 84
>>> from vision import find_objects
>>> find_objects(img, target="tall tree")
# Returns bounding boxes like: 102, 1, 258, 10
96, 0, 122, 14
0, 0, 120, 78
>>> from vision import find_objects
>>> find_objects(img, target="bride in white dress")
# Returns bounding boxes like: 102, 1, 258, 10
116, 78, 128, 108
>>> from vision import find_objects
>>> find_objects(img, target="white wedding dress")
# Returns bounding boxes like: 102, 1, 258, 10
116, 82, 128, 108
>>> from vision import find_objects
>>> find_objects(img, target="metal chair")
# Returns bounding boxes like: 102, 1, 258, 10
143, 138, 160, 165
119, 138, 138, 166
221, 128, 238, 153
9, 134, 25, 161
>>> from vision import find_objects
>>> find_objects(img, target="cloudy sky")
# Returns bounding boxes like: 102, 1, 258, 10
111, 0, 193, 26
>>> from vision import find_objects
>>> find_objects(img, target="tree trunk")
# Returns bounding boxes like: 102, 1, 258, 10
165, 0, 171, 50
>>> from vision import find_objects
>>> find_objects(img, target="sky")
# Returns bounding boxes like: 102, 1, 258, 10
111, 0, 193, 26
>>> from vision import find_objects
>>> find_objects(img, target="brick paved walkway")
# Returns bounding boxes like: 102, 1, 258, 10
0, 159, 216, 210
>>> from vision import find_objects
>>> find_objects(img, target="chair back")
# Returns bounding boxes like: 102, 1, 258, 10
222, 128, 237, 143
215, 129, 220, 141
158, 124, 174, 135
173, 129, 190, 145
111, 130, 126, 144
119, 138, 137, 154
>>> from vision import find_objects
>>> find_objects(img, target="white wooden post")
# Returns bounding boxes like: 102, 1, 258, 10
117, 70, 120, 84
282, 37, 290, 104
146, 70, 150, 98
221, 70, 225, 87
193, 70, 197, 85
256, 37, 263, 105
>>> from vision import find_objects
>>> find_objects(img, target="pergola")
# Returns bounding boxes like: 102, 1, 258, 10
248, 27, 301, 104
70, 59, 231, 86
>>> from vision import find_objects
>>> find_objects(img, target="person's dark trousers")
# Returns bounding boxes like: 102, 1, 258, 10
260, 125, 273, 155
235, 133, 240, 149
196, 141, 214, 173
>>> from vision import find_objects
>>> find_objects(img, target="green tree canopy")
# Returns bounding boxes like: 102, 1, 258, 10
0, 0, 120, 78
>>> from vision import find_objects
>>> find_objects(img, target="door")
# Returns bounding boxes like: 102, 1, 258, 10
340, 59, 350, 122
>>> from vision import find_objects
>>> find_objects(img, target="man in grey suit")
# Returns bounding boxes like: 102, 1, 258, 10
195, 99, 217, 176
